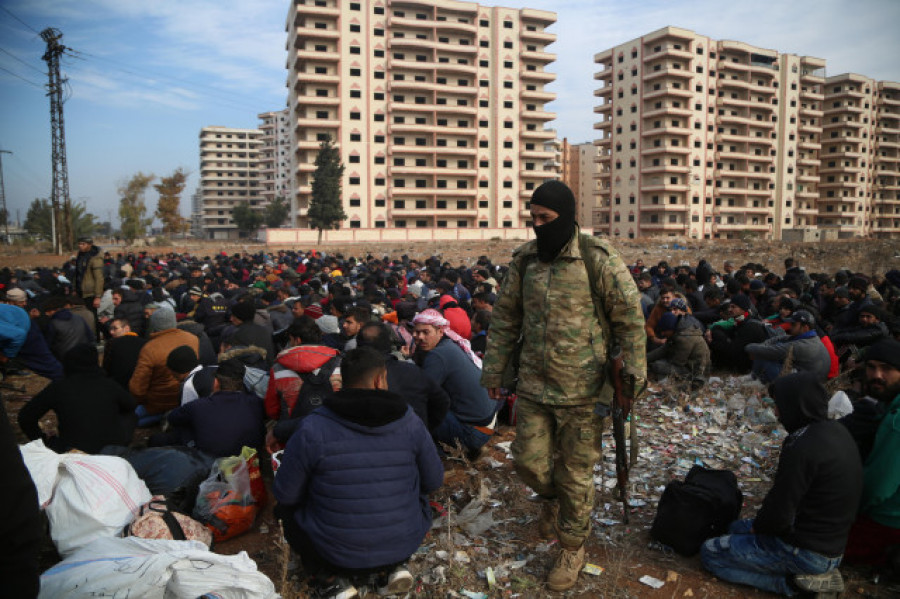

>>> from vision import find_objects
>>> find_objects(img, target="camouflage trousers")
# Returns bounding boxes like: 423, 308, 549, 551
512, 397, 602, 549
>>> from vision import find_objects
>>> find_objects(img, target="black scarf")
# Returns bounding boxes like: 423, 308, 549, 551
534, 218, 575, 263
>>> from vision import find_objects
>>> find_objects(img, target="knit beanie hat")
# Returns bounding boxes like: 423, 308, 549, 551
866, 338, 900, 370
731, 294, 752, 312
148, 306, 176, 333
166, 345, 199, 374
316, 314, 340, 335
668, 297, 688, 312
530, 180, 576, 263
231, 301, 256, 323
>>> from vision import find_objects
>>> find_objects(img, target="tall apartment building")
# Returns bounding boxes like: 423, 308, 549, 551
198, 126, 263, 239
820, 75, 900, 237
560, 138, 600, 229
594, 26, 826, 240
286, 0, 558, 231
258, 109, 295, 224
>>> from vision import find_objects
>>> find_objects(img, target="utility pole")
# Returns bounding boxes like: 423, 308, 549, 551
0, 150, 10, 243
41, 27, 72, 254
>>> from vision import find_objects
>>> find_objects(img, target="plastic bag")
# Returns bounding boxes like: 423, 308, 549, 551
20, 440, 151, 557
240, 446, 267, 506
39, 536, 277, 599
193, 456, 258, 542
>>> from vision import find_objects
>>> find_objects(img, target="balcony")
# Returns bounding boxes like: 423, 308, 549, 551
391, 187, 478, 197
642, 144, 691, 155
294, 71, 339, 86
643, 106, 693, 119
641, 164, 691, 174
296, 116, 340, 128
643, 86, 693, 100
521, 29, 555, 43
640, 221, 688, 231
390, 144, 476, 156
434, 19, 478, 35
643, 46, 694, 62
521, 69, 556, 82
295, 93, 341, 106
521, 109, 556, 122
521, 49, 555, 64
642, 66, 693, 82
521, 88, 555, 102
641, 182, 690, 192
293, 25, 339, 40
294, 5, 339, 19
594, 64, 613, 79
641, 125, 692, 137
521, 128, 556, 140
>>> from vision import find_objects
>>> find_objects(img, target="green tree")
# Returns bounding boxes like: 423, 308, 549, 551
23, 198, 98, 240
232, 203, 263, 238
263, 195, 290, 228
308, 137, 346, 243
118, 172, 154, 243
154, 168, 189, 236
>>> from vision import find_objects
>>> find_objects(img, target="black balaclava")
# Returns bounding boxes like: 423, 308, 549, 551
530, 180, 576, 263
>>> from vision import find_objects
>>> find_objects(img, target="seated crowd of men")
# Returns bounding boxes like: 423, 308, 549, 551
1, 240, 898, 597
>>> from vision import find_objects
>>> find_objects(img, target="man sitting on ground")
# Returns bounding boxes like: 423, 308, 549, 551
19, 343, 136, 453
413, 309, 497, 455
701, 372, 862, 596
274, 347, 443, 599
744, 310, 830, 383
102, 317, 147, 391
166, 357, 265, 458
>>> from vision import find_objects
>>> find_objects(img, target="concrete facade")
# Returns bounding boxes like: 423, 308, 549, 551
560, 138, 600, 229
258, 109, 294, 225
286, 0, 559, 232
198, 126, 263, 240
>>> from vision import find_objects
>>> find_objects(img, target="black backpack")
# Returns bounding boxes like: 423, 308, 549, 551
650, 466, 743, 556
289, 355, 340, 420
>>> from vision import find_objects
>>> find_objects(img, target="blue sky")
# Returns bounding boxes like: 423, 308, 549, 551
0, 0, 898, 228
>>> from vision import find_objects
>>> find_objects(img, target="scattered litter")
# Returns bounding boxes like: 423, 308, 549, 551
684, 589, 694, 597
640, 575, 666, 589
583, 563, 605, 576
666, 570, 680, 582
454, 550, 471, 563
485, 566, 496, 588
460, 591, 487, 599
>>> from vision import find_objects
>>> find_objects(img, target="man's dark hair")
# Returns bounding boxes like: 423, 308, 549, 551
346, 305, 372, 325
473, 309, 492, 331
703, 287, 724, 302
41, 295, 69, 313
725, 279, 742, 296
331, 295, 354, 315
287, 316, 322, 343
356, 322, 392, 354
472, 291, 494, 306
340, 347, 386, 388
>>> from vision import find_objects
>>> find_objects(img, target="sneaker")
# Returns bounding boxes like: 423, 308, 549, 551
793, 569, 844, 594
547, 545, 585, 592
538, 501, 557, 540
312, 575, 359, 599
377, 566, 413, 596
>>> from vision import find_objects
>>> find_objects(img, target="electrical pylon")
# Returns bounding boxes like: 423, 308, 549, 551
41, 27, 72, 254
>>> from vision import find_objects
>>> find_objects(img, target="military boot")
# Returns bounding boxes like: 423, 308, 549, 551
547, 544, 585, 592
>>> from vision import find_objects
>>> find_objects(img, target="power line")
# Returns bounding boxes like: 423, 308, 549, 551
0, 46, 46, 75
0, 5, 40, 35
63, 47, 275, 109
0, 64, 43, 88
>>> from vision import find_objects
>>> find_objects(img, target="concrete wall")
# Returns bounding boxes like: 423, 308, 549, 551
265, 226, 558, 245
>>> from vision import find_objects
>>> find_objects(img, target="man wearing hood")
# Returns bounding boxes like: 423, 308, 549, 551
274, 347, 443, 599
647, 298, 710, 388
481, 180, 646, 591
701, 372, 863, 596
19, 343, 136, 453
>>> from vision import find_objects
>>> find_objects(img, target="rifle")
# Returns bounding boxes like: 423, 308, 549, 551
609, 346, 631, 524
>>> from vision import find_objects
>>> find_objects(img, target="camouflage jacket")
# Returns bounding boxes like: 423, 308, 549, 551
481, 229, 647, 406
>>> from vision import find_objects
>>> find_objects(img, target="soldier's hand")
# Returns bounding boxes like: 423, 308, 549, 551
487, 387, 502, 400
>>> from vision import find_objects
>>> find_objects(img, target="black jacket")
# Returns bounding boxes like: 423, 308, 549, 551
385, 358, 450, 431
754, 372, 863, 557
709, 315, 769, 372
19, 364, 137, 454
103, 334, 148, 391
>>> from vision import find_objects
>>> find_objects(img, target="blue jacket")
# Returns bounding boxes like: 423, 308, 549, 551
273, 388, 443, 569
420, 337, 495, 426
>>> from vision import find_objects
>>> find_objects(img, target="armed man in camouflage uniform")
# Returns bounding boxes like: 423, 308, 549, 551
482, 181, 646, 592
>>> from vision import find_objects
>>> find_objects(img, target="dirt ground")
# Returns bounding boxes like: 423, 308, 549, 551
5, 370, 896, 599
2, 235, 899, 276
